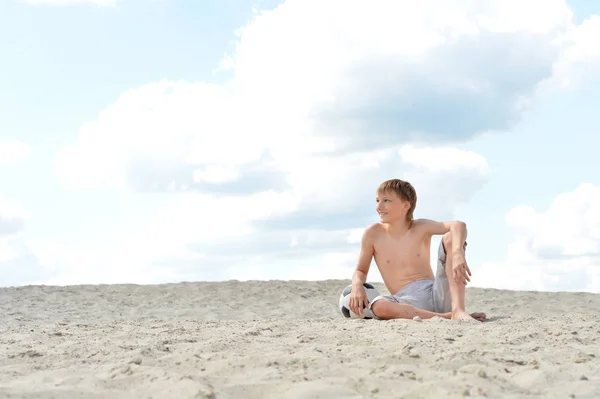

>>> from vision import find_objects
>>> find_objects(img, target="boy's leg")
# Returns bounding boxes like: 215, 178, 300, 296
370, 298, 451, 320
370, 288, 451, 320
433, 234, 486, 322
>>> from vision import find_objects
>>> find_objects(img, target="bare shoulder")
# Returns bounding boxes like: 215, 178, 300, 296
412, 218, 462, 236
358, 223, 385, 247
411, 219, 439, 229
363, 222, 385, 239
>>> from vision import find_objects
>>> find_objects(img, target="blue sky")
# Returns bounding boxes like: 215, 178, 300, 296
1, 0, 600, 292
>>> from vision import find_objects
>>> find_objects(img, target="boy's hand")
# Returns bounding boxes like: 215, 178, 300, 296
349, 285, 369, 317
452, 253, 471, 285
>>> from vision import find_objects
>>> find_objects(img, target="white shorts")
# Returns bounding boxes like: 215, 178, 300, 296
368, 239, 465, 318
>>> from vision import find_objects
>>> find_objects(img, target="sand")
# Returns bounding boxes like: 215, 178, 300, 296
1, 280, 599, 399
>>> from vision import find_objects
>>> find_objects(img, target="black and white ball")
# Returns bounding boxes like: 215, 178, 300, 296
339, 283, 381, 319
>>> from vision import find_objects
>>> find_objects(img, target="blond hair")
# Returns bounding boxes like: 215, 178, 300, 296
377, 179, 417, 221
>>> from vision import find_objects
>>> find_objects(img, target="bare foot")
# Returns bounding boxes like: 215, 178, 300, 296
452, 311, 486, 322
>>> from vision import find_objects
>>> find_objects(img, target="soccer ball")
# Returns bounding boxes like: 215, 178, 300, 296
338, 283, 381, 319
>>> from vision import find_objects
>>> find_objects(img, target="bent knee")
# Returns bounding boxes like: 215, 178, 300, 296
442, 231, 467, 254
370, 299, 394, 319
371, 299, 384, 311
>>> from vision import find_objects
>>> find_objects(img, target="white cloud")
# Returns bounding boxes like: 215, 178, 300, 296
229, 0, 573, 145
19, 0, 116, 6
545, 15, 600, 90
56, 0, 580, 194
0, 196, 30, 237
0, 140, 30, 166
476, 184, 600, 293
5, 142, 487, 287
0, 146, 38, 286
0, 196, 54, 287
48, 145, 488, 286
43, 0, 600, 286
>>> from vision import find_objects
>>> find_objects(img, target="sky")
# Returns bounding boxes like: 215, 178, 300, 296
1, 0, 600, 292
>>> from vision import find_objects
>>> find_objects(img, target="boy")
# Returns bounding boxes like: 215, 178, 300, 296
349, 179, 486, 322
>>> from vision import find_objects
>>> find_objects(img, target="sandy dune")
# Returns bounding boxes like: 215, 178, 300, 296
1, 280, 599, 398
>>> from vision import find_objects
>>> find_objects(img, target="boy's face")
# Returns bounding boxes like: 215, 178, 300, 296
375, 190, 409, 223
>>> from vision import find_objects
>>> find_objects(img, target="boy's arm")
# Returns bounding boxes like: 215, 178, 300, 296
415, 219, 471, 285
414, 218, 468, 254
352, 225, 376, 287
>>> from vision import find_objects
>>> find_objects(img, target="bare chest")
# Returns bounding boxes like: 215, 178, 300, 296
373, 235, 430, 271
